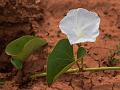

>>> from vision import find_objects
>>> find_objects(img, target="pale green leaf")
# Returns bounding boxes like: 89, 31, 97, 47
5, 35, 47, 69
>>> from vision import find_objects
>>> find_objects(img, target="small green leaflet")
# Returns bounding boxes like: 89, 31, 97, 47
77, 47, 86, 59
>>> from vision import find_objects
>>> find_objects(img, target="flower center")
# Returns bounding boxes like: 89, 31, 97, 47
75, 31, 84, 38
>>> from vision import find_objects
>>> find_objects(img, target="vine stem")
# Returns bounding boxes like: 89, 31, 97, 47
30, 66, 120, 79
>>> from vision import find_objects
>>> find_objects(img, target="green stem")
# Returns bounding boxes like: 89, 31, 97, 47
31, 72, 46, 79
30, 66, 120, 79
76, 61, 81, 71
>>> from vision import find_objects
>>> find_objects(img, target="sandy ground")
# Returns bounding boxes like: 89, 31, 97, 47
0, 0, 120, 90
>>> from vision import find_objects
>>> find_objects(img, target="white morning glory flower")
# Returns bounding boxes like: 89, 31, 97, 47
59, 8, 100, 44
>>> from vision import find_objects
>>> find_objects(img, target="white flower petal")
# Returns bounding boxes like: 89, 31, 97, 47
59, 15, 75, 34
59, 8, 100, 45
66, 9, 77, 16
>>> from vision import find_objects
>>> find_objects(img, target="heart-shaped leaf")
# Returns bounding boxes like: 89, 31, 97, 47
77, 47, 86, 59
5, 35, 47, 69
47, 39, 74, 85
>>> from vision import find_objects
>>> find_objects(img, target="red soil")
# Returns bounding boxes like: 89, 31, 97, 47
0, 0, 120, 90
